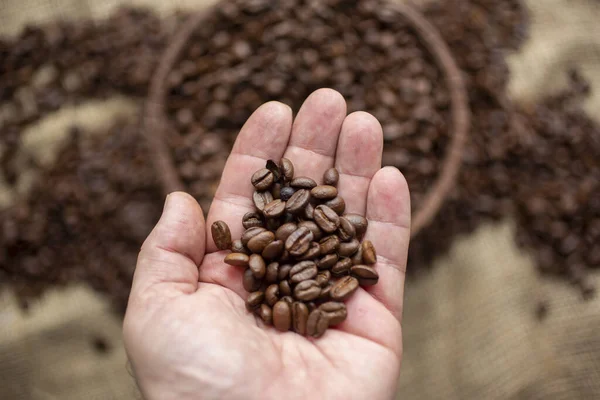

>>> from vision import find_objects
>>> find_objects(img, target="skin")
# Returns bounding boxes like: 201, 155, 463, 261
123, 89, 411, 400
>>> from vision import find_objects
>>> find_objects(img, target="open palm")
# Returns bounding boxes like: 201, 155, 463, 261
123, 89, 411, 400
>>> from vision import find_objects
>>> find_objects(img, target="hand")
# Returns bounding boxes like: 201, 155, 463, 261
123, 89, 411, 400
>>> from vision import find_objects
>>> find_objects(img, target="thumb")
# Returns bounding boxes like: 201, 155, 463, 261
129, 191, 206, 304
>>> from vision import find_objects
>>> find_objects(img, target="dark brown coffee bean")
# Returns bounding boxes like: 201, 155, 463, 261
307, 309, 328, 338
285, 189, 310, 214
292, 301, 309, 335
224, 253, 249, 267
280, 158, 294, 182
298, 220, 322, 241
280, 296, 294, 305
297, 242, 321, 261
316, 270, 331, 287
242, 211, 263, 229
258, 304, 273, 325
211, 221, 232, 250
290, 176, 317, 189
263, 199, 286, 218
314, 205, 340, 233
246, 291, 265, 311
351, 246, 364, 265
265, 284, 280, 306
323, 168, 339, 186
332, 258, 353, 276
231, 239, 250, 255
280, 186, 296, 201
278, 264, 293, 281
276, 222, 298, 241
330, 276, 359, 301
294, 280, 321, 301
311, 185, 338, 200
285, 226, 314, 256
248, 254, 266, 279
324, 196, 346, 215
318, 283, 332, 301
273, 300, 291, 332
243, 268, 262, 292
265, 262, 279, 283
247, 231, 275, 253
241, 227, 267, 246
253, 190, 273, 211
304, 202, 315, 220
337, 217, 356, 242
351, 265, 379, 285
319, 235, 340, 255
317, 253, 338, 269
345, 214, 368, 238
251, 168, 274, 190
362, 240, 377, 264
338, 239, 360, 257
271, 182, 282, 199
289, 261, 318, 284
262, 240, 284, 260
279, 280, 292, 296
320, 302, 347, 326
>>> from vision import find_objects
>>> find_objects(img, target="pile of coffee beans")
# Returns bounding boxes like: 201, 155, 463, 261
212, 159, 378, 336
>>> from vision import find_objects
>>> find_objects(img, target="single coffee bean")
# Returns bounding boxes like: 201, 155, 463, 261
265, 262, 279, 283
292, 301, 309, 335
311, 185, 338, 200
314, 205, 340, 233
265, 284, 280, 306
251, 168, 275, 190
297, 242, 321, 261
344, 214, 368, 238
253, 190, 273, 211
243, 268, 262, 292
298, 220, 322, 241
279, 280, 292, 296
293, 280, 321, 301
337, 217, 356, 242
273, 300, 292, 332
304, 202, 315, 220
306, 309, 329, 338
290, 176, 317, 189
271, 183, 282, 199
211, 221, 232, 250
278, 264, 293, 281
318, 282, 332, 301
362, 240, 377, 264
266, 218, 281, 232
330, 276, 359, 301
231, 239, 250, 255
224, 253, 249, 267
338, 239, 360, 257
280, 158, 294, 182
319, 302, 347, 326
263, 199, 286, 218
289, 261, 318, 284
306, 302, 318, 312
324, 196, 346, 215
262, 240, 284, 260
242, 211, 263, 229
241, 227, 266, 246
319, 235, 340, 255
316, 270, 331, 287
280, 296, 294, 305
246, 291, 265, 311
247, 231, 275, 253
285, 189, 310, 214
248, 254, 266, 279
280, 186, 296, 201
276, 222, 298, 241
351, 246, 363, 265
285, 226, 314, 256
350, 265, 379, 285
317, 253, 338, 269
258, 304, 273, 325
323, 168, 339, 186
332, 258, 353, 276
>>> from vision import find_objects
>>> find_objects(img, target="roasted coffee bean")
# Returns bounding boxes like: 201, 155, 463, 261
304, 202, 315, 220
278, 264, 293, 281
293, 280, 321, 301
311, 185, 338, 200
344, 214, 368, 238
317, 253, 338, 269
314, 205, 340, 233
246, 291, 265, 311
263, 199, 286, 218
306, 309, 329, 338
253, 190, 273, 211
265, 284, 280, 306
351, 246, 364, 265
273, 300, 292, 332
324, 196, 346, 215
280, 158, 294, 182
292, 301, 309, 335
298, 220, 322, 241
320, 302, 347, 326
262, 240, 284, 260
243, 268, 262, 292
280, 296, 294, 306
251, 168, 275, 190
290, 177, 317, 189
271, 182, 282, 199
316, 270, 331, 287
332, 258, 353, 276
319, 235, 340, 255
248, 254, 266, 279
211, 220, 232, 250
224, 253, 249, 267
285, 189, 310, 214
285, 226, 314, 256
265, 262, 280, 283
276, 222, 297, 241
258, 304, 273, 325
362, 240, 377, 264
318, 283, 332, 301
280, 186, 296, 201
289, 261, 318, 284
338, 239, 360, 257
323, 168, 339, 186
231, 239, 250, 255
330, 276, 359, 301
279, 280, 292, 296
351, 265, 379, 285
337, 217, 356, 242
241, 227, 267, 246
242, 211, 263, 229
247, 231, 275, 253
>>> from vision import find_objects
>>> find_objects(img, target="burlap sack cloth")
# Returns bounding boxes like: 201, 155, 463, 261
1, 0, 599, 398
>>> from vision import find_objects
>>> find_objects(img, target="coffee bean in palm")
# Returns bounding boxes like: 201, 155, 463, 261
306, 309, 329, 338
243, 268, 262, 292
338, 217, 356, 242
298, 220, 322, 241
211, 221, 232, 250
278, 264, 293, 281
285, 189, 310, 214
280, 186, 296, 201
330, 276, 359, 301
339, 239, 360, 257
351, 245, 364, 265
279, 158, 294, 182
350, 265, 379, 286
293, 279, 321, 301
258, 304, 273, 325
311, 185, 338, 200
263, 199, 286, 218
319, 235, 340, 255
271, 183, 282, 199
290, 177, 317, 189
314, 205, 340, 233
273, 300, 292, 332
262, 239, 284, 260
247, 230, 275, 253
265, 283, 280, 306
324, 196, 346, 215
246, 291, 265, 311
289, 261, 318, 284
344, 214, 368, 238
248, 254, 266, 279
276, 222, 297, 241
319, 302, 347, 326
251, 168, 275, 191
242, 212, 264, 229
241, 227, 266, 246
332, 258, 353, 276
292, 301, 309, 335
316, 270, 331, 287
253, 190, 273, 211
231, 239, 250, 255
224, 253, 249, 267
323, 168, 339, 186
317, 253, 338, 270
265, 262, 279, 283
285, 226, 314, 256
362, 240, 377, 264
279, 280, 292, 297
